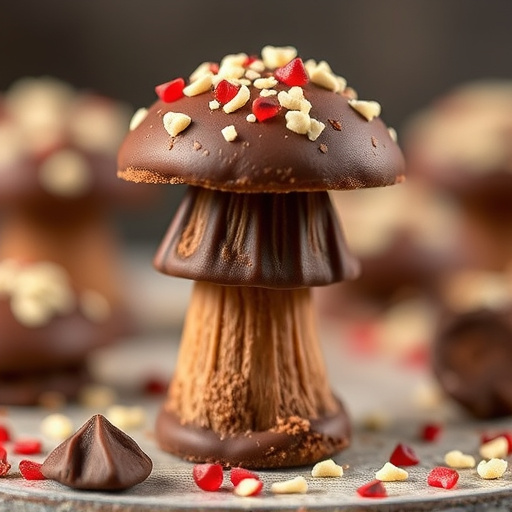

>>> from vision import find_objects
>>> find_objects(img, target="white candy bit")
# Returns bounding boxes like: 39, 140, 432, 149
246, 114, 257, 123
285, 111, 311, 135
223, 85, 250, 113
234, 478, 262, 497
480, 436, 509, 460
336, 76, 348, 93
311, 459, 343, 478
348, 99, 382, 121
261, 45, 297, 69
189, 61, 213, 82
271, 476, 308, 494
209, 100, 220, 110
307, 118, 325, 141
162, 112, 192, 137
388, 127, 398, 142
260, 89, 278, 97
80, 290, 111, 323
253, 76, 278, 90
309, 64, 340, 92
278, 87, 305, 111
221, 125, 238, 142
106, 405, 146, 430
248, 59, 265, 73
444, 450, 476, 469
129, 107, 148, 131
375, 462, 408, 482
41, 413, 74, 440
477, 458, 508, 479
183, 73, 212, 97
245, 69, 261, 81
220, 52, 248, 68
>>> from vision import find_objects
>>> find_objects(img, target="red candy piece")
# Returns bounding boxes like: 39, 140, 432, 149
243, 55, 258, 67
0, 425, 11, 443
356, 479, 387, 498
19, 460, 46, 481
214, 80, 240, 104
192, 463, 224, 491
427, 467, 459, 489
230, 467, 260, 486
155, 78, 185, 103
13, 439, 42, 455
421, 423, 442, 442
481, 431, 512, 454
234, 478, 263, 496
274, 57, 309, 87
0, 446, 7, 463
209, 63, 220, 75
252, 97, 281, 122
389, 443, 420, 466
0, 461, 11, 477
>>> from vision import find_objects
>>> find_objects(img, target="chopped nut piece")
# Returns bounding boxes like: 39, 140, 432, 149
106, 405, 146, 430
248, 59, 265, 73
319, 144, 328, 154
477, 458, 508, 479
209, 100, 220, 110
285, 111, 311, 135
336, 76, 348, 92
348, 99, 382, 121
271, 476, 308, 494
40, 413, 74, 440
162, 112, 192, 137
342, 86, 358, 100
309, 62, 340, 92
261, 45, 297, 70
246, 114, 257, 123
129, 107, 148, 131
371, 136, 378, 148
189, 62, 214, 82
311, 459, 343, 477
221, 125, 238, 142
223, 85, 251, 114
193, 141, 202, 150
260, 89, 278, 97
183, 73, 213, 97
220, 52, 248, 68
307, 118, 325, 141
278, 87, 309, 112
375, 462, 408, 482
444, 450, 476, 469
234, 477, 263, 497
328, 119, 342, 131
253, 77, 278, 89
245, 69, 261, 81
480, 436, 508, 459
388, 127, 398, 142
237, 79, 251, 87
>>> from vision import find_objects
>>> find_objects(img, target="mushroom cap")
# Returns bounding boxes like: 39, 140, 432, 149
118, 51, 405, 193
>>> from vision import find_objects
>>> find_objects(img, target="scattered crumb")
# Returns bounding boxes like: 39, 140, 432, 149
319, 143, 328, 154
328, 119, 342, 131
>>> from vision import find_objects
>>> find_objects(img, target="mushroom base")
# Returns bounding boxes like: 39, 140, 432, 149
155, 399, 350, 468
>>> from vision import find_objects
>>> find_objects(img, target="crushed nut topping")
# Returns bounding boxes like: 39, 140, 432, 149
223, 85, 251, 114
270, 475, 308, 494
209, 100, 220, 110
311, 459, 343, 477
129, 107, 148, 131
246, 114, 257, 123
480, 436, 508, 460
477, 458, 507, 479
319, 143, 328, 153
328, 119, 342, 131
375, 462, 408, 482
260, 89, 278, 97
221, 125, 238, 142
253, 76, 279, 89
261, 45, 297, 70
348, 99, 382, 121
444, 450, 476, 469
162, 112, 192, 137
183, 73, 213, 97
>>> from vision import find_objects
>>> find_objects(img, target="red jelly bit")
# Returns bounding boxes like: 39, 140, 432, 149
0, 446, 7, 463
421, 423, 442, 442
19, 460, 46, 481
356, 479, 387, 498
13, 439, 42, 455
155, 78, 185, 103
214, 80, 240, 104
0, 425, 11, 443
427, 467, 459, 489
389, 443, 420, 466
0, 461, 11, 477
192, 463, 224, 492
274, 57, 309, 87
481, 431, 512, 454
230, 467, 260, 486
143, 376, 167, 395
252, 97, 281, 122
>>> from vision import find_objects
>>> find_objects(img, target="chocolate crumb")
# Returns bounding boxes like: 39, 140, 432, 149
319, 144, 328, 154
242, 141, 250, 148
371, 136, 378, 148
168, 139, 174, 150
203, 149, 210, 157
328, 119, 342, 131
193, 141, 202, 150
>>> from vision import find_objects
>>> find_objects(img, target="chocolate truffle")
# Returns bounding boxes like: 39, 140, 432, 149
41, 414, 152, 490
118, 46, 405, 468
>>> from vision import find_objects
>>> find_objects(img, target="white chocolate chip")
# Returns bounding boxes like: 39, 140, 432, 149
189, 62, 213, 82
223, 85, 250, 113
246, 114, 257, 123
348, 99, 382, 121
388, 127, 398, 142
260, 89, 278, 97
248, 59, 265, 73
80, 290, 111, 323
253, 76, 278, 90
285, 111, 311, 135
220, 53, 248, 68
309, 64, 340, 92
444, 450, 476, 469
480, 436, 509, 460
162, 111, 192, 137
183, 73, 213, 97
311, 459, 343, 477
106, 405, 146, 430
234, 478, 262, 497
336, 76, 348, 93
278, 87, 305, 110
221, 125, 238, 142
40, 413, 74, 440
245, 69, 261, 81
375, 462, 408, 482
477, 458, 508, 479
209, 100, 220, 110
307, 118, 325, 141
129, 107, 148, 131
39, 149, 92, 198
271, 476, 308, 494
261, 45, 297, 69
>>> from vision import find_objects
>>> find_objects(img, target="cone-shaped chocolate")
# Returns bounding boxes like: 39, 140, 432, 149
41, 414, 152, 490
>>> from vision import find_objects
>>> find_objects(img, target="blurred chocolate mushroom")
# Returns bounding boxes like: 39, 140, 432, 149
118, 47, 405, 468
0, 77, 151, 405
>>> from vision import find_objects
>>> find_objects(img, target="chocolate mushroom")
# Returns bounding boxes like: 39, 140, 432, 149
118, 47, 405, 467
0, 78, 146, 405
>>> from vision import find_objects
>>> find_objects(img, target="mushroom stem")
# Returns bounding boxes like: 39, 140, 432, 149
166, 280, 339, 435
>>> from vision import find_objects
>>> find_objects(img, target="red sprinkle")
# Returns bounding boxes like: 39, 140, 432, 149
356, 479, 387, 498
421, 423, 442, 442
252, 97, 281, 122
155, 78, 185, 103
214, 80, 240, 104
427, 467, 459, 489
0, 446, 7, 463
0, 461, 11, 477
481, 431, 512, 454
0, 425, 11, 443
389, 443, 420, 466
13, 439, 42, 456
143, 376, 167, 395
274, 57, 309, 87
19, 460, 46, 481
230, 467, 260, 486
192, 463, 224, 492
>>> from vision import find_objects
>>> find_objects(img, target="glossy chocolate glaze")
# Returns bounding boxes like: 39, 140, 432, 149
118, 81, 405, 193
156, 399, 350, 468
154, 187, 360, 287
41, 414, 152, 490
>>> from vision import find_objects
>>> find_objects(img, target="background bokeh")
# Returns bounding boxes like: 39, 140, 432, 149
2, 0, 512, 243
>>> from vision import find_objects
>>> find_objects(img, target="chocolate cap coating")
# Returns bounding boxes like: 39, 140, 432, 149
41, 414, 152, 490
